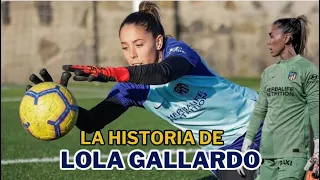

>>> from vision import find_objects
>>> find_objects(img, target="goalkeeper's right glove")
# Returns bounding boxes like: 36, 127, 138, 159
62, 65, 129, 83
237, 138, 253, 178
304, 139, 319, 179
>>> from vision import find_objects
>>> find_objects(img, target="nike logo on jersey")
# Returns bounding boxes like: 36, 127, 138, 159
154, 98, 166, 109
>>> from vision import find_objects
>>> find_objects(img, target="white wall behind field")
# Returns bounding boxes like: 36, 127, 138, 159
1, 1, 319, 85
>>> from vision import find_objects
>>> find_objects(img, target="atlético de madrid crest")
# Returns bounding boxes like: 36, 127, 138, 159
288, 72, 297, 81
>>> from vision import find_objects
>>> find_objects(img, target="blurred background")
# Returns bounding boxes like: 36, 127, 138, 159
1, 2, 319, 180
1, 1, 319, 85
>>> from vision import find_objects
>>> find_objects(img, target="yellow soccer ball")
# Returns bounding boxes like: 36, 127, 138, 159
19, 82, 78, 140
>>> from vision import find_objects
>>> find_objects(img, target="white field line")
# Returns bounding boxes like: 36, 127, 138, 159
1, 148, 198, 165
1, 87, 110, 93
1, 96, 107, 102
69, 87, 110, 93
1, 87, 110, 102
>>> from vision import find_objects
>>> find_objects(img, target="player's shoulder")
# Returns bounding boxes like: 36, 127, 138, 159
163, 37, 195, 56
165, 36, 190, 48
288, 55, 318, 78
263, 63, 277, 74
295, 56, 318, 70
163, 37, 216, 76
260, 63, 279, 82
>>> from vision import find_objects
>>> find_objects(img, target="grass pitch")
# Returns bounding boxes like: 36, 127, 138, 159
1, 78, 260, 180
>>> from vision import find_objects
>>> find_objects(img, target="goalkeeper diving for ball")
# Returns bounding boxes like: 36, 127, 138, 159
237, 15, 319, 180
26, 1, 263, 179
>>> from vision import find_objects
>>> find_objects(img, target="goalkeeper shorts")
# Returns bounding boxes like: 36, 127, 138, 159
255, 157, 308, 180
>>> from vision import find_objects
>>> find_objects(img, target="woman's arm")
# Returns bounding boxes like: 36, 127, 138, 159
245, 72, 268, 142
304, 65, 319, 140
76, 82, 150, 133
127, 56, 193, 84
76, 97, 127, 134
62, 56, 193, 85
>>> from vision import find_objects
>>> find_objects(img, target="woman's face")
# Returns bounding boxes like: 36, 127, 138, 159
119, 24, 163, 66
267, 24, 287, 57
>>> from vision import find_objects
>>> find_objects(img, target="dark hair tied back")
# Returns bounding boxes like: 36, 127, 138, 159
273, 15, 310, 55
119, 1, 165, 41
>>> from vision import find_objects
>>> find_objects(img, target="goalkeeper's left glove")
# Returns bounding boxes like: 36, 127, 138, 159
237, 138, 253, 178
62, 65, 129, 83
305, 139, 319, 179
26, 68, 71, 90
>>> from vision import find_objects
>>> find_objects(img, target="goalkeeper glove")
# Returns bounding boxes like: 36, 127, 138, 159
26, 68, 71, 91
62, 65, 129, 82
304, 139, 319, 179
237, 138, 253, 178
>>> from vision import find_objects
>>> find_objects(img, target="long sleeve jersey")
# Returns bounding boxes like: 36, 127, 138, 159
78, 37, 259, 151
245, 55, 319, 158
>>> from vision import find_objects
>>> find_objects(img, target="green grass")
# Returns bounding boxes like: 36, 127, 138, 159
1, 78, 260, 180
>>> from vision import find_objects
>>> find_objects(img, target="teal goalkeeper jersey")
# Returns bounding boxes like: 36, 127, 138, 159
108, 37, 259, 151
245, 55, 319, 158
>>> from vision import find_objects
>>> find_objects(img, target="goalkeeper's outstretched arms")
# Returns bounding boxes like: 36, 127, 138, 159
60, 56, 195, 133
26, 69, 128, 134
62, 55, 193, 85
26, 65, 194, 134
